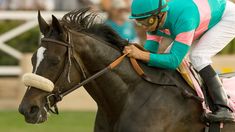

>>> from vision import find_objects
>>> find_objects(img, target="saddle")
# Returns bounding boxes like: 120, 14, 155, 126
129, 44, 235, 132
130, 58, 202, 101
129, 44, 200, 101
130, 56, 235, 132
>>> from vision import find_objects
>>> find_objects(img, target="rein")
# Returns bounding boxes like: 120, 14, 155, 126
62, 53, 128, 97
41, 36, 128, 114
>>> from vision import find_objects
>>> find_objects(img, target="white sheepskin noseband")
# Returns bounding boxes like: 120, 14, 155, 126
22, 73, 54, 92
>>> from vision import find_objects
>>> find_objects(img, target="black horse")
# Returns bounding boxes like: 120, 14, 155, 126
18, 8, 235, 132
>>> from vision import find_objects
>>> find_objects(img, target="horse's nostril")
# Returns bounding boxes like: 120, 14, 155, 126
29, 106, 39, 115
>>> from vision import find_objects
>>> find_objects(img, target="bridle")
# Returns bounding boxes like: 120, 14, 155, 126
39, 31, 128, 114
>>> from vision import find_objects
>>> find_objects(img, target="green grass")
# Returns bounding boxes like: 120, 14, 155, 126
0, 111, 96, 132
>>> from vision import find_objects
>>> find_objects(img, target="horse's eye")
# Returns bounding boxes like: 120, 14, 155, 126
48, 56, 61, 65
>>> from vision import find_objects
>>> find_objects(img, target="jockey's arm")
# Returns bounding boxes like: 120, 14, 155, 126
145, 21, 196, 69
147, 41, 190, 69
144, 32, 162, 53
139, 14, 199, 69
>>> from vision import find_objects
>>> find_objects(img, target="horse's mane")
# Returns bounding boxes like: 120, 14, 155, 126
62, 7, 128, 51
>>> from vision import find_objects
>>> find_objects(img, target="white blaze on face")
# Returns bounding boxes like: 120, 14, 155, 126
34, 47, 46, 73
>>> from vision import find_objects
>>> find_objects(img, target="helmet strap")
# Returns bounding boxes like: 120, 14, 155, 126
156, 13, 165, 29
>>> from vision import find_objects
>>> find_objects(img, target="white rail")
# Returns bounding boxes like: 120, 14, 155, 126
0, 11, 66, 75
0, 11, 67, 20
0, 11, 67, 59
0, 66, 21, 76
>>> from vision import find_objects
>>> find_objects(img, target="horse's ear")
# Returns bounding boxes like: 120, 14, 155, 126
52, 15, 63, 34
38, 10, 50, 35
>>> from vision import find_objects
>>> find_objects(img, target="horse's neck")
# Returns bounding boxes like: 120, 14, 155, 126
73, 34, 140, 119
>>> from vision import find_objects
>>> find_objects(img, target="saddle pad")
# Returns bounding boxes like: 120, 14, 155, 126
222, 77, 235, 112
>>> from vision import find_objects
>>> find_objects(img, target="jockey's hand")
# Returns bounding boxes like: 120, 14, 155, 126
123, 45, 150, 62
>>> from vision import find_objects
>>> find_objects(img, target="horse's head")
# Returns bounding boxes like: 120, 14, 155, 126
19, 11, 83, 124
19, 8, 131, 124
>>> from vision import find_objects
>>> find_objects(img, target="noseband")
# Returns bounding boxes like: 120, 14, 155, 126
38, 31, 128, 114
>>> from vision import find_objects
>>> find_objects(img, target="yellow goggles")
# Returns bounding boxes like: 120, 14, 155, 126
135, 16, 157, 27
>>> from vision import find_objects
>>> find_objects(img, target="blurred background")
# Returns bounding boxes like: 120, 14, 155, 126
0, 0, 234, 132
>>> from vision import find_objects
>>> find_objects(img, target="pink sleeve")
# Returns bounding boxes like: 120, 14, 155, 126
146, 34, 163, 44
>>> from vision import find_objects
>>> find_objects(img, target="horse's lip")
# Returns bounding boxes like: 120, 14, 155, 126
24, 112, 48, 124
25, 116, 47, 124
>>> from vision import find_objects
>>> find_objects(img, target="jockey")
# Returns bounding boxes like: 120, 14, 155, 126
123, 0, 235, 122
